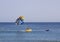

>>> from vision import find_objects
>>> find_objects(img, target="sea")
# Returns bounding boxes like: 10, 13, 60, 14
0, 22, 60, 42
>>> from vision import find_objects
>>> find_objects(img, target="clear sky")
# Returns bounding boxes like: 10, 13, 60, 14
0, 0, 60, 22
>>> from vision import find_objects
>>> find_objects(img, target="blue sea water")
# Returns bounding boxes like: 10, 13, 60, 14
0, 22, 60, 42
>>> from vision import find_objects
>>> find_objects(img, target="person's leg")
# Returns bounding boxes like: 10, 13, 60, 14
16, 18, 20, 25
21, 20, 24, 25
16, 21, 19, 25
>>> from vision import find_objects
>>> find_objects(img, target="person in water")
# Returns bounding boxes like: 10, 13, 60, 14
45, 29, 49, 31
16, 16, 24, 25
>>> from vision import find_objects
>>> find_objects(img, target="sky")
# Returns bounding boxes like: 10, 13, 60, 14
0, 0, 60, 22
